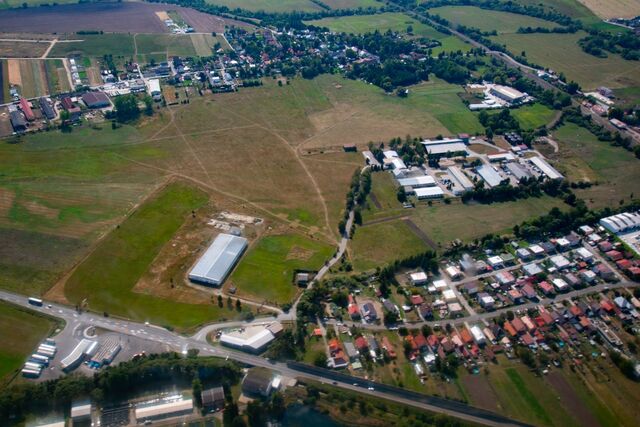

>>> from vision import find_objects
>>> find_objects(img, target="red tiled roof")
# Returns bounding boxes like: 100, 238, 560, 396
355, 336, 368, 350
410, 294, 424, 305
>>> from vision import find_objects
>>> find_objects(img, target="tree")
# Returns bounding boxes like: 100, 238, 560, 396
313, 352, 328, 367
114, 94, 140, 123
397, 186, 407, 203
227, 296, 233, 310
246, 400, 266, 427
217, 294, 224, 308
192, 378, 203, 408
235, 299, 242, 311
143, 96, 154, 116
269, 392, 286, 421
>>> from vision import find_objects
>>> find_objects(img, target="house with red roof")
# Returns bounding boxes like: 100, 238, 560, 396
19, 98, 34, 121
348, 304, 360, 320
503, 321, 517, 337
414, 334, 428, 352
354, 336, 368, 352
537, 280, 554, 295
381, 336, 396, 359
616, 259, 633, 270
511, 317, 526, 334
410, 294, 424, 305
606, 250, 623, 261
460, 328, 473, 345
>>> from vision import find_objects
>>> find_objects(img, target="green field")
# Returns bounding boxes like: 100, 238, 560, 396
0, 302, 57, 384
63, 182, 246, 330
230, 233, 334, 305
404, 79, 483, 134
351, 219, 428, 271
551, 122, 640, 207
50, 34, 136, 57
512, 103, 557, 130
430, 6, 557, 34
0, 0, 78, 8
323, 0, 382, 9
491, 31, 640, 90
204, 0, 323, 12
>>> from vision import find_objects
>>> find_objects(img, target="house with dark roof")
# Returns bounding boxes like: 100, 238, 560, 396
10, 110, 27, 131
39, 97, 56, 120
242, 368, 273, 397
201, 386, 225, 412
82, 91, 111, 109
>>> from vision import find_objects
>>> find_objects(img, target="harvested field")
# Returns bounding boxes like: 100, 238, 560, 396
547, 372, 600, 427
462, 374, 500, 412
577, 0, 640, 19
0, 40, 48, 58
0, 2, 247, 34
7, 58, 20, 87
155, 10, 171, 21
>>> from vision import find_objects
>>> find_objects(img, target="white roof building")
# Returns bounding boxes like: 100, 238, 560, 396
383, 150, 398, 159
575, 247, 594, 261
410, 271, 428, 285
189, 234, 248, 286
529, 156, 563, 180
415, 187, 444, 199
447, 166, 474, 192
529, 244, 545, 256
397, 175, 436, 188
470, 325, 486, 345
446, 266, 462, 279
219, 324, 280, 353
487, 255, 503, 267
442, 289, 457, 301
135, 399, 193, 422
552, 278, 569, 291
550, 255, 571, 270
599, 211, 640, 234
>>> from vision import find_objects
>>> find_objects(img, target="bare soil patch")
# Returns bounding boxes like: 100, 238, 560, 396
23, 200, 59, 219
0, 41, 48, 58
286, 245, 315, 261
0, 187, 15, 218
547, 371, 600, 427
469, 143, 500, 155
462, 373, 501, 412
155, 11, 171, 22
577, 0, 640, 19
7, 59, 21, 86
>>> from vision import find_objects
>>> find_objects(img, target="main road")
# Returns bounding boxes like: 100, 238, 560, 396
0, 289, 525, 427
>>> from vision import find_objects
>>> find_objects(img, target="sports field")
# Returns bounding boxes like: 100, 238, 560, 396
0, 301, 57, 385
550, 123, 640, 207
204, 0, 323, 12
491, 32, 640, 90
429, 6, 557, 33
229, 233, 334, 304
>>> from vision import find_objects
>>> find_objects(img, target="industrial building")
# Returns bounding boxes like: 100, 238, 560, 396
89, 336, 121, 368
241, 368, 274, 397
600, 211, 640, 234
135, 399, 193, 423
81, 91, 110, 109
447, 166, 474, 194
201, 386, 225, 412
189, 233, 248, 286
397, 175, 435, 188
489, 85, 527, 104
528, 156, 563, 180
219, 322, 282, 353
505, 162, 530, 181
476, 165, 504, 188
414, 187, 444, 199
71, 401, 92, 423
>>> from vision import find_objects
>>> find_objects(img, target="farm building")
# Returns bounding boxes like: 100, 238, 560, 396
189, 233, 248, 286
505, 162, 531, 180
10, 110, 27, 132
135, 399, 193, 423
529, 156, 563, 180
147, 79, 162, 101
415, 187, 444, 199
39, 97, 56, 120
362, 150, 381, 168
19, 98, 35, 121
82, 91, 111, 109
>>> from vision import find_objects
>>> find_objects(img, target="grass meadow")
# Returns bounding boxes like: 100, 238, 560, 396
429, 6, 557, 33
491, 32, 640, 90
550, 122, 640, 207
0, 302, 57, 385
204, 0, 323, 13
512, 103, 557, 130
62, 182, 245, 330
230, 233, 334, 304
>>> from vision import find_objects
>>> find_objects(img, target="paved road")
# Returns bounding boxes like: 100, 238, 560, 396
0, 290, 523, 427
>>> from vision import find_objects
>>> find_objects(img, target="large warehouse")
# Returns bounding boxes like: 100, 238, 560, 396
189, 233, 248, 286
